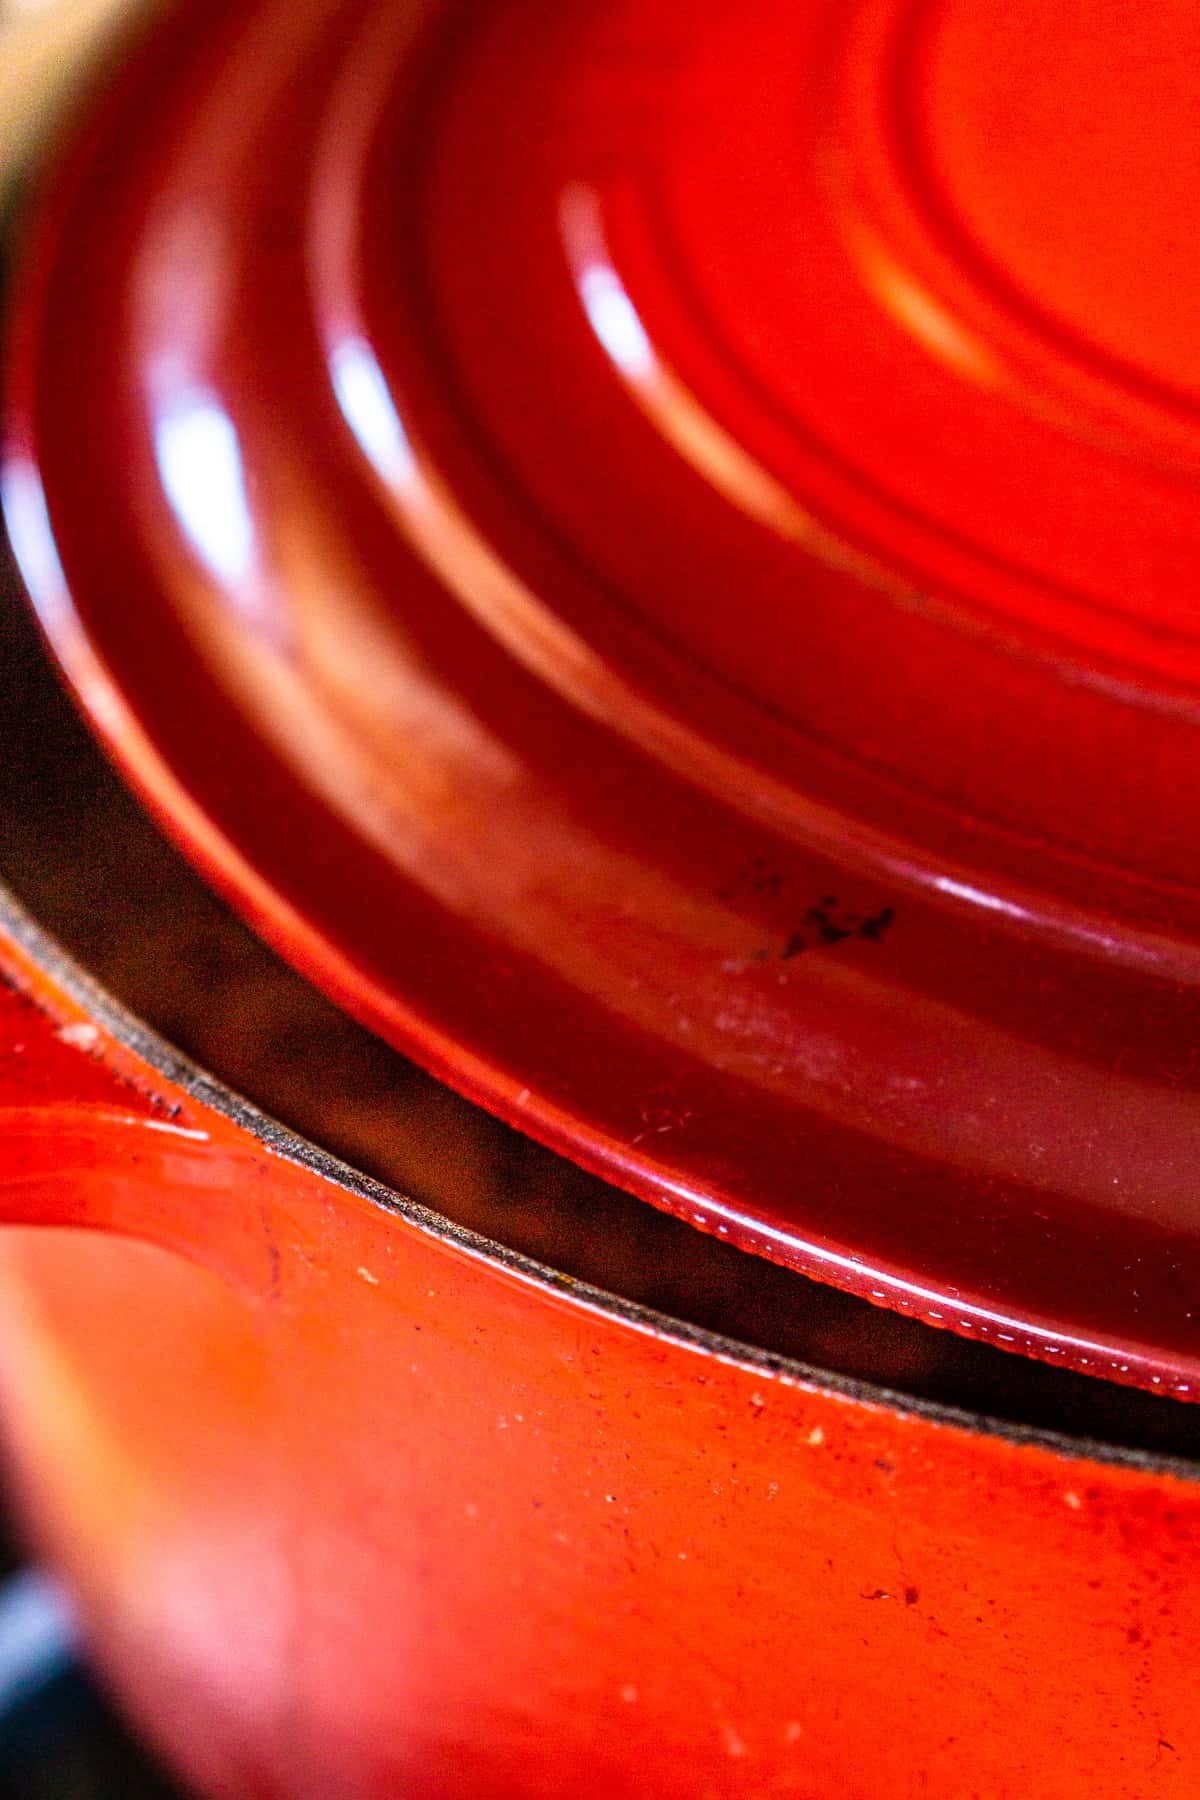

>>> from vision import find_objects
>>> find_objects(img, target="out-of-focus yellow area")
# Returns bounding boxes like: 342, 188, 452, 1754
0, 0, 140, 199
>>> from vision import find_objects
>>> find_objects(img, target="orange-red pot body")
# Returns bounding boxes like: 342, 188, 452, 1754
0, 920, 1197, 1800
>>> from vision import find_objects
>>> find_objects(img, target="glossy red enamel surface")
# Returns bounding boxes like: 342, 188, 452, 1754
7, 0, 1200, 1390
1, 912, 1199, 1800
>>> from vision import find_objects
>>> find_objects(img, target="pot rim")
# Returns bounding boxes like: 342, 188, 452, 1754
3, 877, 1196, 1482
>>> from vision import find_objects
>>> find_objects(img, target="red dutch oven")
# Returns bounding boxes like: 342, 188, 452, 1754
2, 0, 1200, 1794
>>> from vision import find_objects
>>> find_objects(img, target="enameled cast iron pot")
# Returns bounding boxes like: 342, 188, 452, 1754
3, 1, 1200, 1795
0, 865, 1198, 1800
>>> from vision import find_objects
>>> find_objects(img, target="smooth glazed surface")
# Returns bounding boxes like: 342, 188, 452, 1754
7, 0, 1200, 1388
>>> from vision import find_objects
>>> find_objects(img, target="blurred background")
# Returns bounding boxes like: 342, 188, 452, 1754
0, 1564, 184, 1797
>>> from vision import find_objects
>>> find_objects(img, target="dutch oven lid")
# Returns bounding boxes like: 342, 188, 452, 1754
6, 0, 1200, 1395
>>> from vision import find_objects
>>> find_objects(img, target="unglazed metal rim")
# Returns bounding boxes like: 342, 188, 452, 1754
2, 874, 1196, 1480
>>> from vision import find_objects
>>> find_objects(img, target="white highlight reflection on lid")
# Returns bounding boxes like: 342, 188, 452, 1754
153, 387, 254, 586
330, 335, 419, 490
578, 263, 654, 379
